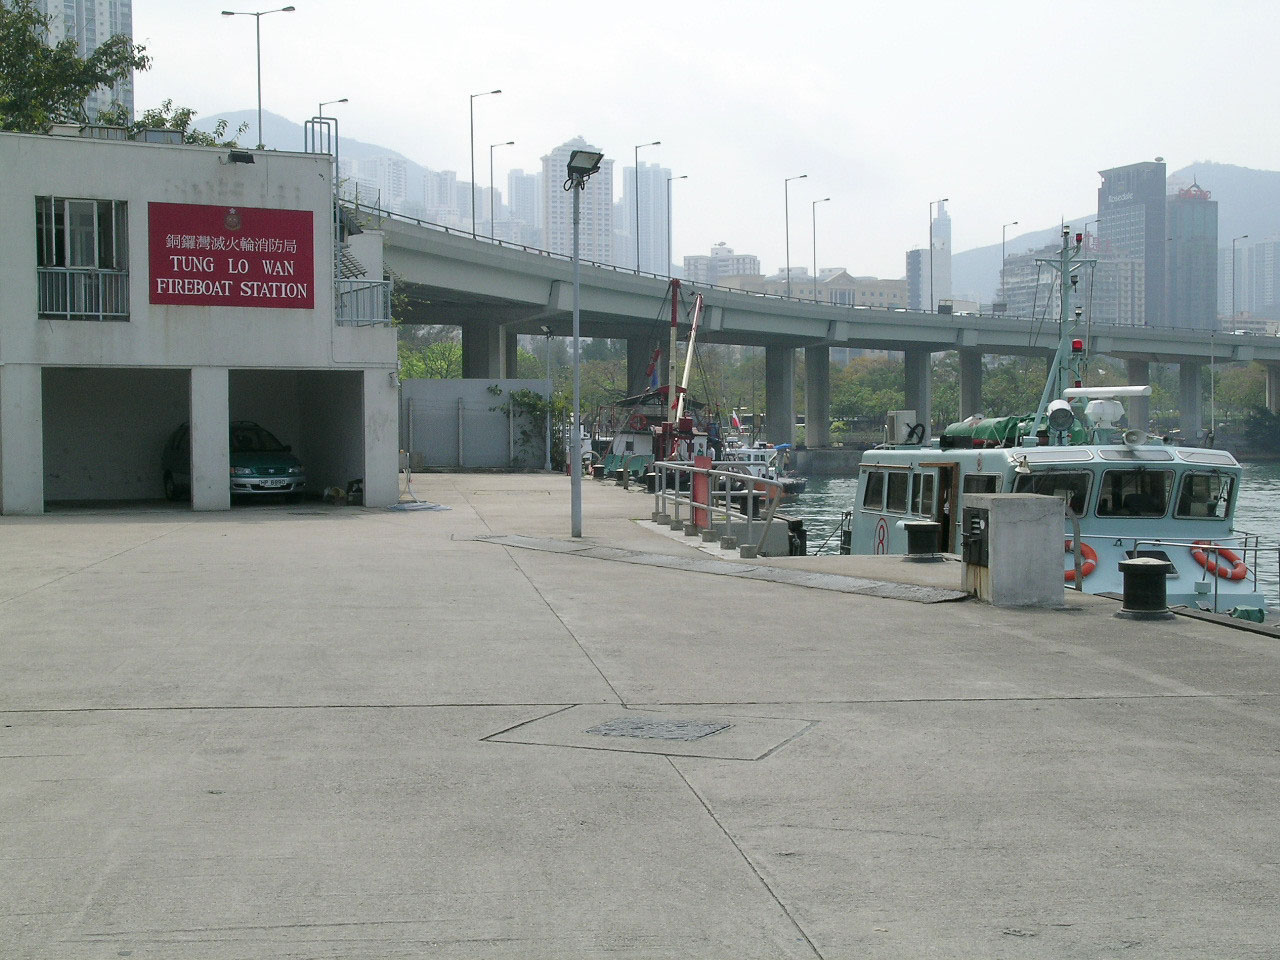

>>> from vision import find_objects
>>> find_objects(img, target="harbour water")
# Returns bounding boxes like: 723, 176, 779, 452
793, 462, 1280, 602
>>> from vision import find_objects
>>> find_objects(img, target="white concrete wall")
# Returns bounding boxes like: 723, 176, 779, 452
400, 379, 547, 470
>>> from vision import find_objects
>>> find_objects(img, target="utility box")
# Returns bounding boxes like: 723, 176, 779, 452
961, 494, 1064, 608
885, 410, 918, 445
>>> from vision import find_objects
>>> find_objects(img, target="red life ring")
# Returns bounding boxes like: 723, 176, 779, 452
1064, 538, 1098, 582
626, 413, 648, 432
1190, 540, 1249, 581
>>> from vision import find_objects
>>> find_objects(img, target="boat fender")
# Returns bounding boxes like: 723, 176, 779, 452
627, 413, 648, 432
1190, 541, 1249, 581
1064, 539, 1098, 582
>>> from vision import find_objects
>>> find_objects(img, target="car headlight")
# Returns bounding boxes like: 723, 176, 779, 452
287, 465, 302, 475
230, 466, 253, 476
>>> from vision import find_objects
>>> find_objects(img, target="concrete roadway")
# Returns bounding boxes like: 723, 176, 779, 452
2, 475, 1278, 959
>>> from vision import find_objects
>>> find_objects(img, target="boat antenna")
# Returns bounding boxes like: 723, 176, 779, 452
1029, 227, 1095, 439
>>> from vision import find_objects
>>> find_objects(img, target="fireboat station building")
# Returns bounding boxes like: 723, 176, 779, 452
0, 129, 398, 514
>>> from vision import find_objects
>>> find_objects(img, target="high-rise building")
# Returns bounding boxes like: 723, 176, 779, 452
905, 248, 925, 310
1220, 237, 1280, 324
683, 243, 761, 284
35, 0, 134, 121
929, 201, 952, 310
1165, 182, 1218, 330
1098, 160, 1166, 326
618, 162, 672, 273
541, 137, 614, 263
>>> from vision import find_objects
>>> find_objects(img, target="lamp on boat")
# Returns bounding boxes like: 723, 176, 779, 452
1047, 399, 1075, 432
1013, 454, 1032, 476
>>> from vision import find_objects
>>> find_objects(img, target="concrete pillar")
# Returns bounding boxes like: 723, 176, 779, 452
764, 345, 795, 445
1179, 363, 1203, 439
627, 337, 653, 395
462, 323, 501, 378
804, 345, 830, 448
1126, 358, 1151, 429
501, 330, 519, 379
363, 368, 399, 508
903, 348, 932, 438
0, 363, 45, 515
958, 347, 983, 419
190, 366, 230, 512
1266, 365, 1280, 415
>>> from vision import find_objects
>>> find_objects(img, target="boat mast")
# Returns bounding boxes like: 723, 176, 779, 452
674, 293, 704, 423
1030, 227, 1092, 437
667, 279, 681, 424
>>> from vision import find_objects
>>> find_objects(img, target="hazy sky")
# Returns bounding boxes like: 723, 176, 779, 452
135, 0, 1278, 281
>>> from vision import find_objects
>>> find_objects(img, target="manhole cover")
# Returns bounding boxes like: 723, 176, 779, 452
586, 716, 731, 741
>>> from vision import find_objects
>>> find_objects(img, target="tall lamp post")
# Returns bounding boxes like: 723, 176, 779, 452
1000, 220, 1018, 304
469, 89, 501, 237
317, 98, 346, 178
540, 325, 553, 471
489, 140, 515, 239
665, 174, 687, 279
784, 174, 807, 298
928, 197, 948, 311
633, 140, 661, 274
221, 6, 295, 150
1232, 234, 1249, 322
811, 197, 831, 302
565, 149, 604, 538
318, 97, 347, 117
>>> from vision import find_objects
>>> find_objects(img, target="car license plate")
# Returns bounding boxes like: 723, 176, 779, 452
259, 478, 288, 488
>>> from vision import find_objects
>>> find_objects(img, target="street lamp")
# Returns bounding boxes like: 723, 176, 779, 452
540, 325, 553, 471
812, 197, 831, 302
1233, 234, 1249, 321
317, 98, 346, 178
665, 174, 687, 280
1000, 220, 1018, 303
565, 148, 604, 538
784, 174, 807, 298
928, 197, 948, 311
489, 140, 515, 239
634, 140, 661, 274
318, 97, 347, 117
221, 6, 296, 150
469, 89, 502, 237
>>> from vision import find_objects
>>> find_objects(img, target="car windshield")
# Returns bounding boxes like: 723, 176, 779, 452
230, 425, 286, 453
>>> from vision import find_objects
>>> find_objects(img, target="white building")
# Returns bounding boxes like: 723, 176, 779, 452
929, 201, 952, 310
34, 0, 135, 121
683, 243, 761, 284
541, 137, 614, 263
619, 161, 672, 273
0, 129, 398, 515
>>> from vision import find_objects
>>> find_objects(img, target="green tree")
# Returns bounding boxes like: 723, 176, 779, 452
0, 0, 150, 132
95, 99, 247, 146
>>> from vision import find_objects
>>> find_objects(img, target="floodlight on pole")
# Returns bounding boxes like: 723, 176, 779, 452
564, 149, 605, 537
784, 174, 807, 299
489, 140, 515, 239
665, 174, 687, 280
221, 6, 296, 150
812, 197, 830, 303
928, 197, 948, 311
633, 140, 661, 274
469, 89, 502, 237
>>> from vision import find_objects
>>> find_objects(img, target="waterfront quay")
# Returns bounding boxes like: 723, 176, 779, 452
2, 474, 1278, 959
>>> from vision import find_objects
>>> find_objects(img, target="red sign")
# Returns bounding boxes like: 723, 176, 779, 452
148, 202, 314, 309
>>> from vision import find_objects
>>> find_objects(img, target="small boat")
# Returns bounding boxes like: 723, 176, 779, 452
848, 227, 1267, 613
723, 441, 807, 496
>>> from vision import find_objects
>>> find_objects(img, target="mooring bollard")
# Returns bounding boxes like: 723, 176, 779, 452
1115, 557, 1175, 620
903, 520, 942, 562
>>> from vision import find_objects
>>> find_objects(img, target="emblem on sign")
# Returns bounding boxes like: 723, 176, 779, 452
223, 208, 242, 231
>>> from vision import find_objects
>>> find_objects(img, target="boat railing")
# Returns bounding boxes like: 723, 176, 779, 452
653, 460, 789, 555
1072, 532, 1277, 613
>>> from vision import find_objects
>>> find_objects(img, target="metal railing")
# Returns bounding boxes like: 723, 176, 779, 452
37, 267, 129, 321
336, 278, 393, 325
651, 460, 788, 556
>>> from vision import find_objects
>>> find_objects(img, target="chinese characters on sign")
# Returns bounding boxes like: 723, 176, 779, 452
148, 202, 315, 308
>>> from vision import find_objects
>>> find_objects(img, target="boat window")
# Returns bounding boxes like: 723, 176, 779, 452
911, 473, 935, 515
1013, 470, 1091, 516
886, 471, 909, 512
962, 474, 1002, 494
861, 469, 885, 511
1173, 471, 1234, 520
1095, 469, 1173, 517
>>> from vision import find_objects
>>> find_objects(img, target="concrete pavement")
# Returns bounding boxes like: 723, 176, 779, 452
2, 473, 1278, 958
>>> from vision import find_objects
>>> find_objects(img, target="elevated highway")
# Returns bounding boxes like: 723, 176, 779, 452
374, 209, 1280, 443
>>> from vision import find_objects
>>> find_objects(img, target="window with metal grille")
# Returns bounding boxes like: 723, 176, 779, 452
35, 197, 129, 321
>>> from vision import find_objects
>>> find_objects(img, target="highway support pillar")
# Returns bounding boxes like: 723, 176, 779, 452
904, 347, 932, 440
462, 323, 502, 378
501, 330, 519, 379
765, 345, 795, 445
1179, 362, 1203, 440
1267, 365, 1280, 415
804, 345, 830, 448
958, 347, 983, 420
1126, 358, 1151, 429
627, 336, 662, 396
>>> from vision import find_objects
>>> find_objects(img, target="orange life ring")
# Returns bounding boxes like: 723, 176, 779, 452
1190, 540, 1249, 581
1064, 538, 1098, 582
626, 413, 648, 432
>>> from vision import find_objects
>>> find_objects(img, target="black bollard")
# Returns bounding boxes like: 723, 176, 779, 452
903, 521, 943, 562
1115, 557, 1175, 620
